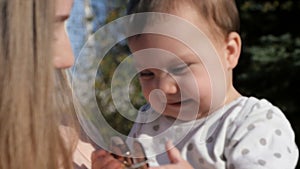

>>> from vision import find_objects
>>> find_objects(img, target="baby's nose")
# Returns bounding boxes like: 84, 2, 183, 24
157, 74, 178, 94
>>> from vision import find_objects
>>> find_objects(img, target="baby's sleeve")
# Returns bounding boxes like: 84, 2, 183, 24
224, 104, 299, 169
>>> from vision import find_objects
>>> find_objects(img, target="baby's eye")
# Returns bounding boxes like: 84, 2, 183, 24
139, 70, 154, 79
169, 64, 189, 75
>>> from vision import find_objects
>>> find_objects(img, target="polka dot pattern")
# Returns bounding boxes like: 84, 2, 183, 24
258, 159, 266, 166
241, 148, 250, 155
266, 110, 273, 120
274, 153, 282, 158
153, 125, 160, 131
287, 147, 292, 154
187, 143, 194, 151
259, 138, 267, 146
198, 158, 204, 164
129, 97, 297, 168
247, 124, 255, 131
275, 129, 282, 136
228, 121, 235, 128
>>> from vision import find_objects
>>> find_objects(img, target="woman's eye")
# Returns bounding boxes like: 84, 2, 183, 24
139, 70, 154, 79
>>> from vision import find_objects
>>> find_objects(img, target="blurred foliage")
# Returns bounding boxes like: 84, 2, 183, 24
236, 34, 300, 114
95, 42, 146, 136
93, 1, 300, 167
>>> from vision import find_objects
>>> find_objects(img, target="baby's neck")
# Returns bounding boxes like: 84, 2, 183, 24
197, 87, 241, 119
224, 86, 241, 105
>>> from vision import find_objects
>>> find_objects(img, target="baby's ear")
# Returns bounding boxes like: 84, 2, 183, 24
225, 32, 241, 69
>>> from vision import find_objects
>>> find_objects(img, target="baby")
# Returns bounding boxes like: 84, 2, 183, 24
92, 0, 299, 168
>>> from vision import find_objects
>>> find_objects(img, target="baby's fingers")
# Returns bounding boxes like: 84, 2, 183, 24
91, 149, 108, 162
91, 150, 125, 169
150, 141, 194, 169
165, 141, 182, 164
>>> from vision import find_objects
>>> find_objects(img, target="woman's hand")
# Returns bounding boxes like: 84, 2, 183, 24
91, 149, 125, 169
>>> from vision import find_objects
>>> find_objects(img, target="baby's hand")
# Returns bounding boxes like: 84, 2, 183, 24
149, 141, 194, 169
91, 149, 125, 169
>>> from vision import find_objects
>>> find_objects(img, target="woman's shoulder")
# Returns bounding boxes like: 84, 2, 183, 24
59, 125, 96, 169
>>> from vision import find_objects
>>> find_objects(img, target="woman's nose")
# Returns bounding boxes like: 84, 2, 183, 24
53, 30, 75, 69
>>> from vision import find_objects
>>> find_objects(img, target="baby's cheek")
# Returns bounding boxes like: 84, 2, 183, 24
142, 90, 150, 102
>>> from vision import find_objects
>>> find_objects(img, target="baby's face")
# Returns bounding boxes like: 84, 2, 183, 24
129, 34, 213, 120
128, 5, 231, 120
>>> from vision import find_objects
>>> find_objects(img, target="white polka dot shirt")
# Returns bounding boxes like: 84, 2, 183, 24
127, 97, 299, 169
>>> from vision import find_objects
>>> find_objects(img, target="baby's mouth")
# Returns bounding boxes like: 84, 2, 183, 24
168, 99, 191, 106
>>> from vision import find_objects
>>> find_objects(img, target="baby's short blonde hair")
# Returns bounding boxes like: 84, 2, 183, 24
127, 0, 240, 38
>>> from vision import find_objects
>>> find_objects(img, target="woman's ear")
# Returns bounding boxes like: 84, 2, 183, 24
225, 32, 241, 69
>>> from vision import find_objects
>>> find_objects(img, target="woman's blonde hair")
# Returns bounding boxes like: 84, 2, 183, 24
0, 0, 76, 169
